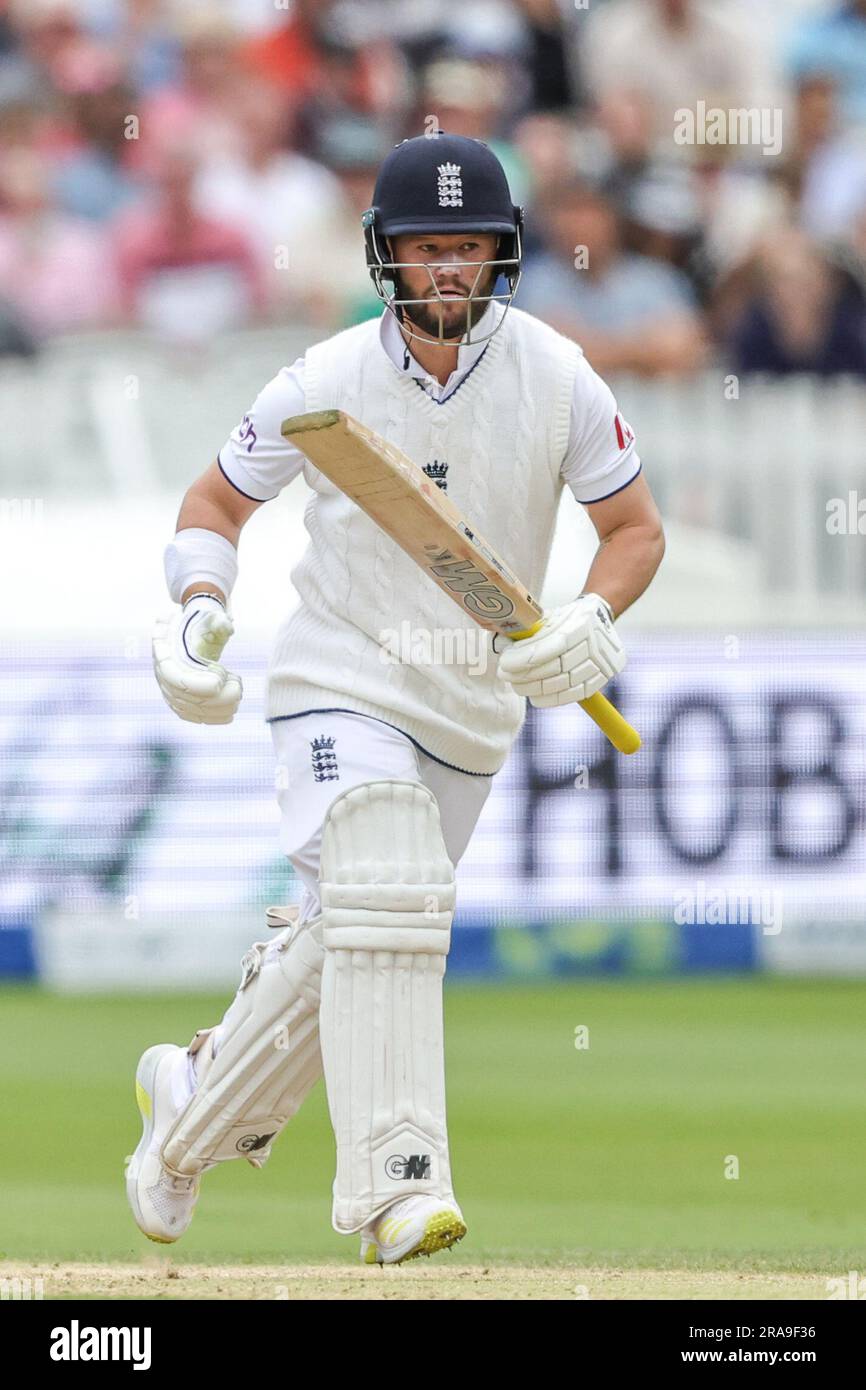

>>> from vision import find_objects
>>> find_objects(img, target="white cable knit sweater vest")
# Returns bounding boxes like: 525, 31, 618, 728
266, 307, 582, 774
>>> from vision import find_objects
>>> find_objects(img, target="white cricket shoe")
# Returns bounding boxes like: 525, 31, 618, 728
125, 1043, 203, 1244
360, 1195, 467, 1265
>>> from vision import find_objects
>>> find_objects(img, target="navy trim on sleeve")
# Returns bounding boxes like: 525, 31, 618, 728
578, 462, 642, 506
217, 456, 275, 504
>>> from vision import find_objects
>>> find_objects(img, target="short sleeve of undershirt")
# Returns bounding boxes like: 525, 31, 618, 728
562, 355, 642, 505
217, 357, 309, 502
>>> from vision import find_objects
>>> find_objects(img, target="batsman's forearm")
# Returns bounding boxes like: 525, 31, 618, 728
172, 489, 240, 607
176, 488, 242, 549
582, 523, 665, 619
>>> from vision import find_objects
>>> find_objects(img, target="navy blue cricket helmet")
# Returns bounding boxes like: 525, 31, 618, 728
362, 132, 524, 344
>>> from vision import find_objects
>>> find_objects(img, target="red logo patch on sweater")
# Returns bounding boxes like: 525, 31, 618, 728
614, 414, 635, 450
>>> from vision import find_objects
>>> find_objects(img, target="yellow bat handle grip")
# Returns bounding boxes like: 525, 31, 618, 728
579, 691, 641, 755
510, 619, 641, 756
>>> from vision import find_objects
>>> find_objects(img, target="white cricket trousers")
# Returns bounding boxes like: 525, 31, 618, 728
270, 710, 492, 916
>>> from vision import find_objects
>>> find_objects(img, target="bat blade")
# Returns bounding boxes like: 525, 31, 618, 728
281, 409, 541, 635
281, 409, 640, 754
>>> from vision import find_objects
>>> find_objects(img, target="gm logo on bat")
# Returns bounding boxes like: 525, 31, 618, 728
423, 543, 518, 624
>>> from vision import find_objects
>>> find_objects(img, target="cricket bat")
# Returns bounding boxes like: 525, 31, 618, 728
280, 409, 640, 755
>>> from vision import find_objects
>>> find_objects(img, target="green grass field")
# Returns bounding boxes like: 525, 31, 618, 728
1, 977, 864, 1292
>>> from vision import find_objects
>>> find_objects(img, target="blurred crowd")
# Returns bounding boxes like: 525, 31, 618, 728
1, 0, 866, 375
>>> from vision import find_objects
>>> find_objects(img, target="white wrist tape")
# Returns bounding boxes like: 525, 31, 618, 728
579, 591, 615, 623
183, 592, 226, 611
164, 528, 239, 606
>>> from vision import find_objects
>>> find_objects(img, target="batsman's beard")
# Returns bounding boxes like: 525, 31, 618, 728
395, 269, 498, 343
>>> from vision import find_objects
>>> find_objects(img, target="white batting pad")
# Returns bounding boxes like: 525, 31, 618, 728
161, 907, 324, 1176
319, 780, 457, 1233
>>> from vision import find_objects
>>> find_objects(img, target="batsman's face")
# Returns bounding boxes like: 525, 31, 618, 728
390, 232, 501, 340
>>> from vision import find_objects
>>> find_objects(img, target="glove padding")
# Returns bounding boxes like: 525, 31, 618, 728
497, 593, 625, 708
153, 594, 242, 725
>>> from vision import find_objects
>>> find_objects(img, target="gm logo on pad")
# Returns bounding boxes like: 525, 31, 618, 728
385, 1154, 432, 1180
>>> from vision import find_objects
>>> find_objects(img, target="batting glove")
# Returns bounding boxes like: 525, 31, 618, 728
497, 593, 625, 707
152, 593, 242, 724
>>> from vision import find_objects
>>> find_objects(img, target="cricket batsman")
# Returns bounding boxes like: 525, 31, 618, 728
126, 134, 664, 1264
